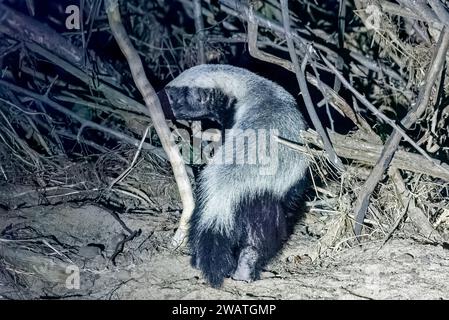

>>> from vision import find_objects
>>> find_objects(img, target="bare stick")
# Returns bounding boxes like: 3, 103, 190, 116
0, 4, 82, 67
25, 42, 149, 117
193, 0, 206, 64
334, 0, 346, 93
108, 126, 151, 190
105, 0, 194, 247
379, 2, 422, 21
352, 27, 449, 236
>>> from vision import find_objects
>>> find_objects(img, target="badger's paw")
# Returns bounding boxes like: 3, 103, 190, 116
231, 246, 258, 283
231, 268, 254, 283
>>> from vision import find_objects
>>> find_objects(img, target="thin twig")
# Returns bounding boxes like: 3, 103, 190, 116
108, 126, 151, 190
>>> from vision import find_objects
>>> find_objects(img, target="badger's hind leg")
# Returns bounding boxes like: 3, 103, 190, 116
188, 199, 239, 287
232, 194, 287, 283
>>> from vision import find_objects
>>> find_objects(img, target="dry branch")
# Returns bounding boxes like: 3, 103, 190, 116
320, 54, 442, 163
428, 0, 449, 27
305, 74, 376, 136
104, 0, 194, 247
193, 0, 206, 64
300, 130, 449, 181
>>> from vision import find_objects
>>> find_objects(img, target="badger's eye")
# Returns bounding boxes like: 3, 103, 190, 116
198, 89, 210, 104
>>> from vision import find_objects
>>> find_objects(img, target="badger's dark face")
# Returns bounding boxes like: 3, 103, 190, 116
160, 86, 236, 126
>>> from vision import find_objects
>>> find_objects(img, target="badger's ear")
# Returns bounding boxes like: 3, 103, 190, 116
187, 87, 211, 105
226, 95, 237, 111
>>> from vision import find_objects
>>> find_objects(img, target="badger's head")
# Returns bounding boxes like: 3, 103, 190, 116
160, 86, 232, 124
158, 65, 242, 126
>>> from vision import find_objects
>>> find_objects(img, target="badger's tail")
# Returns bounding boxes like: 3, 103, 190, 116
188, 191, 288, 287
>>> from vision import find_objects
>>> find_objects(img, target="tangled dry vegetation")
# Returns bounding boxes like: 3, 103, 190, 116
0, 0, 449, 298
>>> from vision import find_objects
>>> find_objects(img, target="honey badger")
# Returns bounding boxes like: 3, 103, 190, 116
159, 64, 309, 287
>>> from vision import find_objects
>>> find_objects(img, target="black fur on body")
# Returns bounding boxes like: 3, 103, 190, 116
160, 64, 309, 287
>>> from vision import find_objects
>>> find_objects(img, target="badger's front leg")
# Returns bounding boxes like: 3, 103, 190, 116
232, 246, 259, 282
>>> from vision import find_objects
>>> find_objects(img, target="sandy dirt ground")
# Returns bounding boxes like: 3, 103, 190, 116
0, 203, 448, 300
